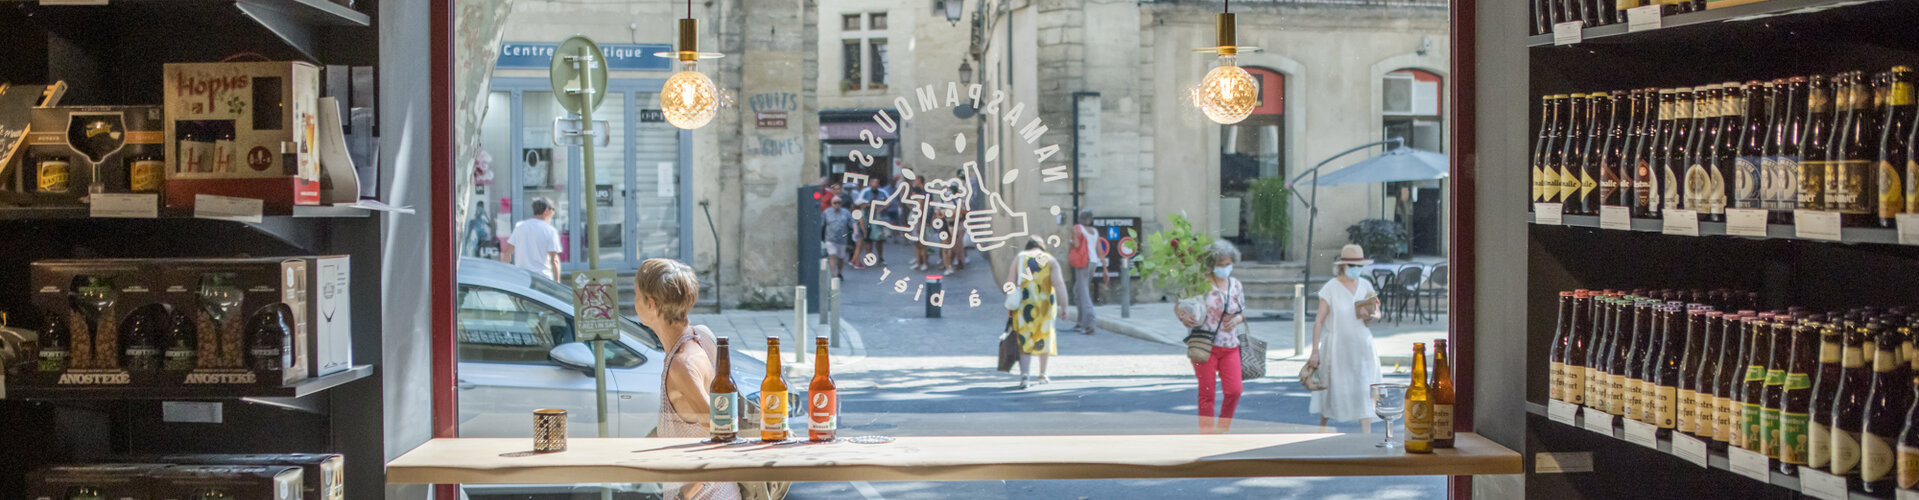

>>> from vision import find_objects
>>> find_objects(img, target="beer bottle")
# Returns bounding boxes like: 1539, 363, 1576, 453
1738, 313, 1770, 450
1585, 296, 1611, 410
1715, 82, 1746, 219
1782, 314, 1821, 475
1645, 89, 1678, 218
1715, 312, 1753, 449
1567, 290, 1591, 405
1550, 291, 1574, 401
1624, 90, 1652, 211
1882, 67, 1914, 226
1407, 342, 1434, 453
1736, 81, 1771, 210
1865, 322, 1909, 493
1609, 296, 1638, 416
1581, 92, 1613, 214
761, 336, 791, 442
1678, 308, 1708, 436
1685, 84, 1723, 220
1547, 96, 1576, 205
1802, 75, 1836, 212
1839, 71, 1881, 226
1434, 338, 1456, 448
1894, 323, 1919, 492
1632, 297, 1661, 422
1768, 79, 1802, 222
1834, 322, 1873, 481
710, 337, 739, 442
1655, 304, 1686, 435
1594, 295, 1624, 412
1599, 91, 1630, 209
1694, 310, 1725, 438
1760, 314, 1789, 459
1561, 94, 1594, 213
1534, 95, 1559, 205
1663, 88, 1696, 214
1812, 317, 1846, 470
810, 336, 838, 442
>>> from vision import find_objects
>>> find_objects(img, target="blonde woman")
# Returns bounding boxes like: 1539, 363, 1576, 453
1308, 244, 1384, 433
633, 258, 741, 500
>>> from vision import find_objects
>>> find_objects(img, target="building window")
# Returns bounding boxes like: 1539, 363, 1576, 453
837, 12, 889, 93
869, 12, 887, 30
1218, 67, 1286, 253
841, 40, 862, 92
869, 39, 888, 90
842, 13, 861, 31
1382, 68, 1445, 257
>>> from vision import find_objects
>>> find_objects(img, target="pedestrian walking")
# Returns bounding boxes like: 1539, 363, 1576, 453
1308, 244, 1384, 433
1174, 241, 1246, 434
1068, 210, 1101, 335
1005, 236, 1067, 389
858, 176, 889, 267
822, 196, 855, 280
501, 197, 562, 280
908, 177, 931, 271
632, 258, 742, 500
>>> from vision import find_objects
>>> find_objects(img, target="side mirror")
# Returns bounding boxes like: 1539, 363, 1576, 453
548, 342, 597, 374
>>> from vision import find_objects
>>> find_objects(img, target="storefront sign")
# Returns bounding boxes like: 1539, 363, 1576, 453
498, 42, 673, 71
640, 109, 665, 123
757, 111, 789, 129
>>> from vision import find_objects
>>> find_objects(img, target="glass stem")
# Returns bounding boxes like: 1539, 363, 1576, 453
1384, 418, 1394, 442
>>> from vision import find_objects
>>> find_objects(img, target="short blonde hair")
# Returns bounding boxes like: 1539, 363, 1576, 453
635, 258, 699, 325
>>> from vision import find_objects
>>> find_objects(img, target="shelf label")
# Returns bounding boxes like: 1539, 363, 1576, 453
1799, 469, 1848, 500
1581, 408, 1616, 435
1795, 210, 1843, 241
1623, 419, 1659, 449
1553, 21, 1584, 46
161, 402, 223, 424
1600, 205, 1632, 230
194, 195, 265, 224
90, 193, 160, 219
1535, 204, 1564, 225
1725, 208, 1769, 237
1897, 213, 1919, 245
1663, 209, 1700, 236
1728, 447, 1771, 483
1535, 452, 1595, 474
1548, 399, 1578, 425
1898, 488, 1919, 500
1670, 433, 1709, 468
1627, 5, 1663, 32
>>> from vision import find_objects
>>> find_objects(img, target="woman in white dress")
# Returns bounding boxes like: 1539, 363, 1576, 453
1309, 244, 1384, 433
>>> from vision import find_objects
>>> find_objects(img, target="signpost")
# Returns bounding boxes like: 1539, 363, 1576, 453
550, 36, 613, 444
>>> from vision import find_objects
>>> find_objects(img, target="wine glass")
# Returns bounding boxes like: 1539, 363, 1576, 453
65, 111, 126, 197
1371, 383, 1409, 449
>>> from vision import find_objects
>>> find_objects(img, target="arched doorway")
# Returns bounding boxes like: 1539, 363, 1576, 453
1220, 66, 1288, 261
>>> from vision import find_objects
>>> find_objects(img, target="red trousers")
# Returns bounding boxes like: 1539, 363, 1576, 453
1193, 345, 1243, 432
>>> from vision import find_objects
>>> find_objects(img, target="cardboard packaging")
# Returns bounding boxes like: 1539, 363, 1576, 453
149, 465, 303, 500
27, 463, 166, 500
304, 256, 351, 377
163, 61, 321, 214
159, 258, 310, 387
158, 454, 342, 500
16, 106, 166, 206
27, 260, 167, 387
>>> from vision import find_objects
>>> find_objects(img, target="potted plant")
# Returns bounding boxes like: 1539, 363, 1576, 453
1345, 218, 1409, 263
1244, 177, 1291, 263
1136, 213, 1215, 322
840, 78, 860, 93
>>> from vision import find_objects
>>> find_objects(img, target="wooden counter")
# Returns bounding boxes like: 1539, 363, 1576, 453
386, 433, 1520, 484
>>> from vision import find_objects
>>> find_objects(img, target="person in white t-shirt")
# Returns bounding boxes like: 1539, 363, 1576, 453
502, 197, 563, 280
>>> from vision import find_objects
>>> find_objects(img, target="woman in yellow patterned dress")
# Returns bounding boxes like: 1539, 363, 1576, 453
1006, 236, 1068, 389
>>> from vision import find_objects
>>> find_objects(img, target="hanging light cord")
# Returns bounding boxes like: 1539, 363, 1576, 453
1225, 0, 1230, 14
686, 0, 693, 20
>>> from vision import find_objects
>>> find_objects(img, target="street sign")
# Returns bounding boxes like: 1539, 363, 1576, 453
549, 36, 609, 115
1091, 216, 1142, 278
572, 270, 620, 341
551, 117, 611, 147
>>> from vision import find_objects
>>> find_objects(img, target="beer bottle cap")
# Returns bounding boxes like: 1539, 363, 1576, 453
1706, 311, 1724, 318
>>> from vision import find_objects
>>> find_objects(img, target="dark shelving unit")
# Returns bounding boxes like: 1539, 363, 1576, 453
1527, 212, 1904, 245
4, 365, 373, 402
1525, 0, 1900, 47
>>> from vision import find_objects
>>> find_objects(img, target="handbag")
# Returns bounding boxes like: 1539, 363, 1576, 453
1239, 331, 1267, 380
1298, 362, 1327, 390
1184, 331, 1215, 363
998, 318, 1020, 372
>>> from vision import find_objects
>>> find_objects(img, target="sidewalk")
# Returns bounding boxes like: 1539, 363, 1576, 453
1077, 302, 1446, 367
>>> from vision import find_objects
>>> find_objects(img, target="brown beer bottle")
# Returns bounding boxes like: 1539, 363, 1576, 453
1577, 92, 1609, 215
1654, 304, 1685, 435
1812, 317, 1846, 470
1663, 89, 1695, 214
1693, 311, 1725, 439
1760, 314, 1788, 459
1534, 95, 1559, 205
1406, 343, 1434, 453
809, 336, 838, 442
1677, 308, 1708, 436
1567, 290, 1592, 405
1864, 322, 1909, 493
1714, 311, 1753, 449
1433, 338, 1456, 448
1557, 94, 1592, 212
1834, 322, 1873, 482
1894, 322, 1919, 492
1781, 314, 1820, 475
1802, 75, 1836, 212
1880, 67, 1914, 227
709, 337, 739, 442
1601, 90, 1631, 208
761, 336, 791, 441
1739, 313, 1771, 450
1550, 291, 1574, 401
1684, 84, 1722, 220
1837, 71, 1881, 226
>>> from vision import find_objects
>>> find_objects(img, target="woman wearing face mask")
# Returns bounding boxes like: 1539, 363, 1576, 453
1309, 244, 1384, 432
1175, 241, 1248, 433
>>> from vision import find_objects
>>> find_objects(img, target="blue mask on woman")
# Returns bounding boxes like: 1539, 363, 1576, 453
1213, 265, 1233, 279
1344, 266, 1365, 279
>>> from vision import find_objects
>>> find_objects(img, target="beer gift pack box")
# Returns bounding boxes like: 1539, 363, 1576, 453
28, 260, 167, 387
18, 106, 166, 205
303, 256, 352, 377
148, 465, 304, 500
27, 463, 168, 500
159, 258, 310, 387
158, 454, 343, 500
163, 61, 321, 214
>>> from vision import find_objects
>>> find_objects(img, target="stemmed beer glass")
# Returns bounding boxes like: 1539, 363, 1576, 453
1371, 383, 1409, 449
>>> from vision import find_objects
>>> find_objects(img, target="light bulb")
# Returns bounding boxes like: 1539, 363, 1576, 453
1191, 55, 1258, 125
661, 60, 719, 129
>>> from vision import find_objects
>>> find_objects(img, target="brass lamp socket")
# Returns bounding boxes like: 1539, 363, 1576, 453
678, 19, 700, 61
1215, 13, 1237, 56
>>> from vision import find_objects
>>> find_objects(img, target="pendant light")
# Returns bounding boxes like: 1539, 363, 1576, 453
1191, 0, 1260, 125
655, 0, 725, 130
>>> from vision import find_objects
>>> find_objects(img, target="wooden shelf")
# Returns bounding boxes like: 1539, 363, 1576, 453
4, 365, 372, 401
386, 433, 1522, 485
0, 205, 372, 220
1527, 212, 1902, 245
1525, 0, 1898, 47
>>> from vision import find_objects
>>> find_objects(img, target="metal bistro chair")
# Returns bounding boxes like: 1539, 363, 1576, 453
1367, 268, 1396, 318
1417, 263, 1449, 323
1389, 265, 1425, 324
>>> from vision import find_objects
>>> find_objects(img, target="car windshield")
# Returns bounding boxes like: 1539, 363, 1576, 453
514, 268, 664, 351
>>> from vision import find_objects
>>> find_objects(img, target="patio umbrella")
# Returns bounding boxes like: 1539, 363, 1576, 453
1306, 146, 1449, 186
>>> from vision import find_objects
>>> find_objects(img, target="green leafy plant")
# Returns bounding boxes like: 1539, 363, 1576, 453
1345, 218, 1409, 262
1135, 213, 1215, 298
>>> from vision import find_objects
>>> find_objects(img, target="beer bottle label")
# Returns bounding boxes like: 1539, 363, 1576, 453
1781, 411, 1810, 465
1677, 389, 1697, 433
1716, 396, 1735, 442
1549, 362, 1565, 400
1654, 385, 1677, 429
809, 389, 838, 437
1407, 400, 1433, 442
1907, 159, 1919, 213
130, 160, 164, 192
709, 392, 737, 435
1609, 375, 1627, 415
761, 392, 789, 439
1533, 166, 1544, 202
1780, 156, 1801, 208
1640, 380, 1659, 422
1799, 160, 1824, 209
1836, 429, 1864, 475
1697, 395, 1717, 436
1683, 163, 1709, 211
1840, 160, 1873, 214
1434, 404, 1455, 439
1585, 367, 1603, 408
1812, 422, 1834, 468
1866, 433, 1897, 482
1706, 163, 1728, 214
1730, 402, 1746, 446
1764, 368, 1786, 387
1543, 168, 1561, 203
1566, 367, 1585, 404
1896, 444, 1919, 489
1762, 407, 1782, 458
1786, 373, 1811, 390
1882, 161, 1905, 219
1744, 403, 1765, 450
1663, 164, 1682, 210
37, 160, 70, 193
1579, 169, 1599, 200
1736, 157, 1762, 209
1760, 156, 1781, 210
1561, 166, 1580, 201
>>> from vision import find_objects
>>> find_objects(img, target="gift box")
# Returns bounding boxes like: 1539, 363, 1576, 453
148, 465, 303, 500
303, 255, 351, 377
26, 463, 166, 500
163, 61, 321, 213
26, 260, 168, 387
157, 258, 310, 387
14, 106, 165, 206
157, 454, 342, 500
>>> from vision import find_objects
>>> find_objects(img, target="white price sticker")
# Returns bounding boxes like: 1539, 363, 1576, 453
90, 193, 160, 218
1795, 210, 1843, 241
1799, 469, 1848, 500
1600, 205, 1632, 230
1670, 433, 1709, 468
1548, 400, 1579, 425
1897, 213, 1919, 245
1725, 208, 1769, 237
194, 195, 265, 224
1581, 408, 1616, 436
1553, 21, 1584, 46
1897, 487, 1919, 500
1535, 204, 1565, 225
1623, 419, 1659, 449
161, 401, 223, 424
1663, 209, 1700, 236
1535, 452, 1595, 474
1627, 5, 1663, 32
1727, 447, 1772, 483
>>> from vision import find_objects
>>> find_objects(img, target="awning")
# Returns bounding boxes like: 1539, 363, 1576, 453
820, 122, 897, 141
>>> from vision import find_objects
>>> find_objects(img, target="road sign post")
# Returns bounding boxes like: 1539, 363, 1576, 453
550, 36, 612, 446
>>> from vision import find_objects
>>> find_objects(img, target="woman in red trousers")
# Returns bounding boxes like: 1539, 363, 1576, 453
1177, 241, 1247, 434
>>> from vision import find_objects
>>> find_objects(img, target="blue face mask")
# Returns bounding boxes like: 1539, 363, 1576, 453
1213, 265, 1233, 279
1344, 266, 1365, 279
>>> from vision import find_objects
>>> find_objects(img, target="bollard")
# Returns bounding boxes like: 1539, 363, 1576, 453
829, 277, 842, 347
794, 285, 807, 364
1293, 283, 1307, 357
820, 258, 831, 325
925, 275, 943, 318
1120, 257, 1132, 319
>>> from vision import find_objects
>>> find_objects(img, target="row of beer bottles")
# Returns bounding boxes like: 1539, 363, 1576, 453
707, 336, 838, 443
1529, 67, 1919, 228
1531, 0, 1701, 36
1405, 340, 1457, 453
1547, 288, 1919, 495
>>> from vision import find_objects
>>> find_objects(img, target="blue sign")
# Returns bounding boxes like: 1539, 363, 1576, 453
1107, 227, 1121, 239
498, 42, 674, 71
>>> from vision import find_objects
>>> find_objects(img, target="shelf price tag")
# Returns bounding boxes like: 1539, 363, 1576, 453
1897, 213, 1919, 245
90, 193, 160, 219
1727, 447, 1771, 483
1795, 210, 1843, 241
1581, 408, 1616, 435
1669, 433, 1709, 468
1599, 205, 1632, 230
1535, 204, 1564, 225
1553, 21, 1584, 46
1548, 399, 1578, 425
1898, 488, 1919, 500
1627, 5, 1663, 32
1799, 469, 1848, 500
1725, 208, 1769, 237
194, 195, 265, 224
1622, 419, 1659, 449
1662, 209, 1700, 236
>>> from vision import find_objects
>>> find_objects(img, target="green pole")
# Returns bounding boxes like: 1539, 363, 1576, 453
569, 44, 610, 441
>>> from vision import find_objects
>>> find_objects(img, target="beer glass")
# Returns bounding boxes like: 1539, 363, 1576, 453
1371, 383, 1409, 449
